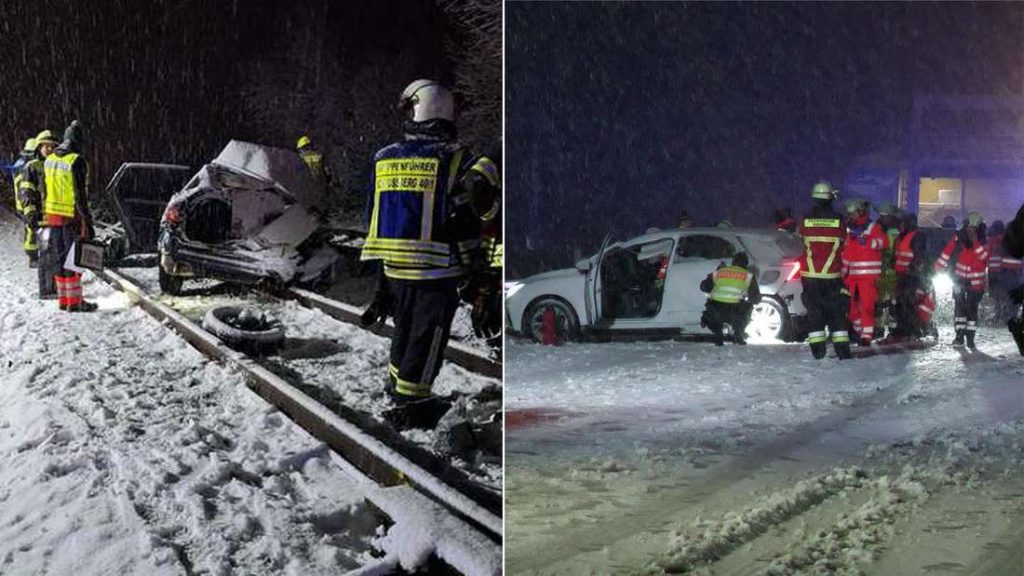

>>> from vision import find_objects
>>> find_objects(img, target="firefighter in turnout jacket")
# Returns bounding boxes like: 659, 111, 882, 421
935, 212, 989, 348
700, 252, 760, 345
875, 200, 901, 335
360, 80, 498, 428
842, 198, 889, 345
890, 211, 932, 340
296, 135, 333, 191
40, 120, 96, 313
798, 181, 851, 359
12, 138, 39, 266
19, 131, 60, 296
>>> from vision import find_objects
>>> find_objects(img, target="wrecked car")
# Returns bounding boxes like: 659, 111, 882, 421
155, 140, 338, 294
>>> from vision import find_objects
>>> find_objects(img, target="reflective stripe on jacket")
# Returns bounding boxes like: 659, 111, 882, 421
894, 229, 918, 273
842, 221, 888, 280
710, 265, 753, 304
935, 234, 989, 291
43, 152, 79, 218
799, 216, 844, 279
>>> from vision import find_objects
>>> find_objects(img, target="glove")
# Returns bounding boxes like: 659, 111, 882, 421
359, 291, 391, 328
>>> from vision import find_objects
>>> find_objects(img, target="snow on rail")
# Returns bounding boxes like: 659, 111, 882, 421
99, 270, 503, 545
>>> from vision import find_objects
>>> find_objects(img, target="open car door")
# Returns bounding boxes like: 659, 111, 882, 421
584, 234, 612, 327
108, 163, 192, 255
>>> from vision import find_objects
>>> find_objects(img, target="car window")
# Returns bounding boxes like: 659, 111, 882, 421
675, 234, 736, 262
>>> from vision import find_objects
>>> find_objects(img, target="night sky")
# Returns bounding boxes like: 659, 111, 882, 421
507, 2, 1024, 278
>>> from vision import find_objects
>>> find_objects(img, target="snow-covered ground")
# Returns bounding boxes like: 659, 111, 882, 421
505, 325, 1024, 574
0, 214, 499, 575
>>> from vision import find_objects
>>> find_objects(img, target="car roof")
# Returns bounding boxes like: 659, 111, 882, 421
626, 226, 794, 244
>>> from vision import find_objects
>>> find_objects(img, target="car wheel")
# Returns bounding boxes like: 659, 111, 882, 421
159, 266, 184, 295
523, 297, 580, 343
747, 296, 791, 342
202, 306, 286, 355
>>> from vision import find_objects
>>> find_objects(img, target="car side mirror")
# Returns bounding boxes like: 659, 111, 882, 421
575, 259, 592, 273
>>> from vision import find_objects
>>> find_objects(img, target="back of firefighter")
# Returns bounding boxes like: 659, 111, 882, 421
842, 198, 888, 345
41, 120, 96, 313
12, 138, 39, 267
890, 211, 932, 340
798, 181, 851, 359
986, 219, 1020, 322
935, 212, 989, 348
699, 251, 760, 345
360, 79, 498, 429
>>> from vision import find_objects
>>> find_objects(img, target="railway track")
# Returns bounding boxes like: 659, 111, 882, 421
98, 267, 502, 574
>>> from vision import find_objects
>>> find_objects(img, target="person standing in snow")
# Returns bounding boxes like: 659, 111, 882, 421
935, 212, 989, 348
19, 131, 60, 296
12, 138, 39, 267
889, 211, 931, 340
41, 120, 96, 313
798, 181, 851, 359
296, 134, 333, 191
699, 251, 760, 345
359, 79, 499, 429
842, 198, 888, 346
985, 219, 1020, 323
874, 200, 901, 335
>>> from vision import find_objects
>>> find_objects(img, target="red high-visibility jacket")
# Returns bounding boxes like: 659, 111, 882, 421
798, 213, 845, 280
894, 229, 919, 274
842, 221, 888, 280
935, 234, 989, 291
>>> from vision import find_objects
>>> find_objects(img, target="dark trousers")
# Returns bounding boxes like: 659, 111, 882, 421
953, 286, 983, 335
38, 225, 74, 298
801, 277, 850, 356
388, 278, 460, 399
702, 300, 752, 340
892, 273, 922, 338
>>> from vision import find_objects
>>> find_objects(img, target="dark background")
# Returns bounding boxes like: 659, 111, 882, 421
507, 2, 1024, 278
0, 0, 500, 221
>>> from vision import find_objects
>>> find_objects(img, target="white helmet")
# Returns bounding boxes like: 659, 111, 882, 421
398, 79, 454, 122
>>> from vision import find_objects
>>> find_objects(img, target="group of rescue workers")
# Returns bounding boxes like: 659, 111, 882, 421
700, 180, 1022, 358
11, 120, 96, 313
8, 79, 501, 430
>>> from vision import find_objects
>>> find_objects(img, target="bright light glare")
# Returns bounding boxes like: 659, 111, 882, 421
745, 302, 783, 344
504, 282, 524, 299
932, 272, 954, 298
95, 291, 133, 311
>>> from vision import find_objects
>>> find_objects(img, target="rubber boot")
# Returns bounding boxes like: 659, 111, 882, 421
810, 341, 827, 359
965, 330, 976, 350
952, 329, 965, 347
68, 300, 98, 313
834, 341, 852, 360
1009, 316, 1024, 356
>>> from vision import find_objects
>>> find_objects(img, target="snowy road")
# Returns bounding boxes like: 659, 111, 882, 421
505, 329, 1024, 574
0, 215, 499, 575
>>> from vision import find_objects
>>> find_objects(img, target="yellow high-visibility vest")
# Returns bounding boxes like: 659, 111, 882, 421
710, 265, 753, 304
43, 152, 79, 218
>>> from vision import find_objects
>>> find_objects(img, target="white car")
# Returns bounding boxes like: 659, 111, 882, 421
505, 227, 808, 342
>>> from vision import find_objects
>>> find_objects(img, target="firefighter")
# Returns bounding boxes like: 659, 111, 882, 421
842, 198, 888, 346
798, 181, 851, 359
889, 211, 930, 340
987, 220, 1020, 322
12, 138, 39, 267
359, 80, 498, 428
296, 135, 333, 190
41, 120, 96, 313
699, 251, 760, 345
1004, 204, 1024, 354
27, 130, 60, 298
935, 212, 989, 348
462, 142, 502, 352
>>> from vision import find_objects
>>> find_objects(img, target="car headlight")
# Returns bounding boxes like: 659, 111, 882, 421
932, 272, 953, 297
504, 281, 524, 299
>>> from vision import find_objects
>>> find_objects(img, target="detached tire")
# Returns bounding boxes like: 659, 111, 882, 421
202, 306, 286, 355
523, 296, 580, 343
159, 267, 184, 296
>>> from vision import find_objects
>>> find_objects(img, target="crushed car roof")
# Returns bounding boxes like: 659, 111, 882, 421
209, 140, 323, 208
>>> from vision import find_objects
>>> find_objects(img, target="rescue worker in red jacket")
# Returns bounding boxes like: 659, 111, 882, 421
935, 212, 989, 348
842, 198, 889, 345
889, 211, 930, 340
699, 251, 761, 346
798, 181, 851, 359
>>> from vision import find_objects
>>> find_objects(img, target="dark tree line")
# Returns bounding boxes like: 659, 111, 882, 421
0, 0, 500, 221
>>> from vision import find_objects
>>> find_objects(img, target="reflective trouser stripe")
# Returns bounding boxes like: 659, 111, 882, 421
954, 316, 966, 329
831, 330, 850, 343
966, 321, 977, 333
807, 330, 827, 344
